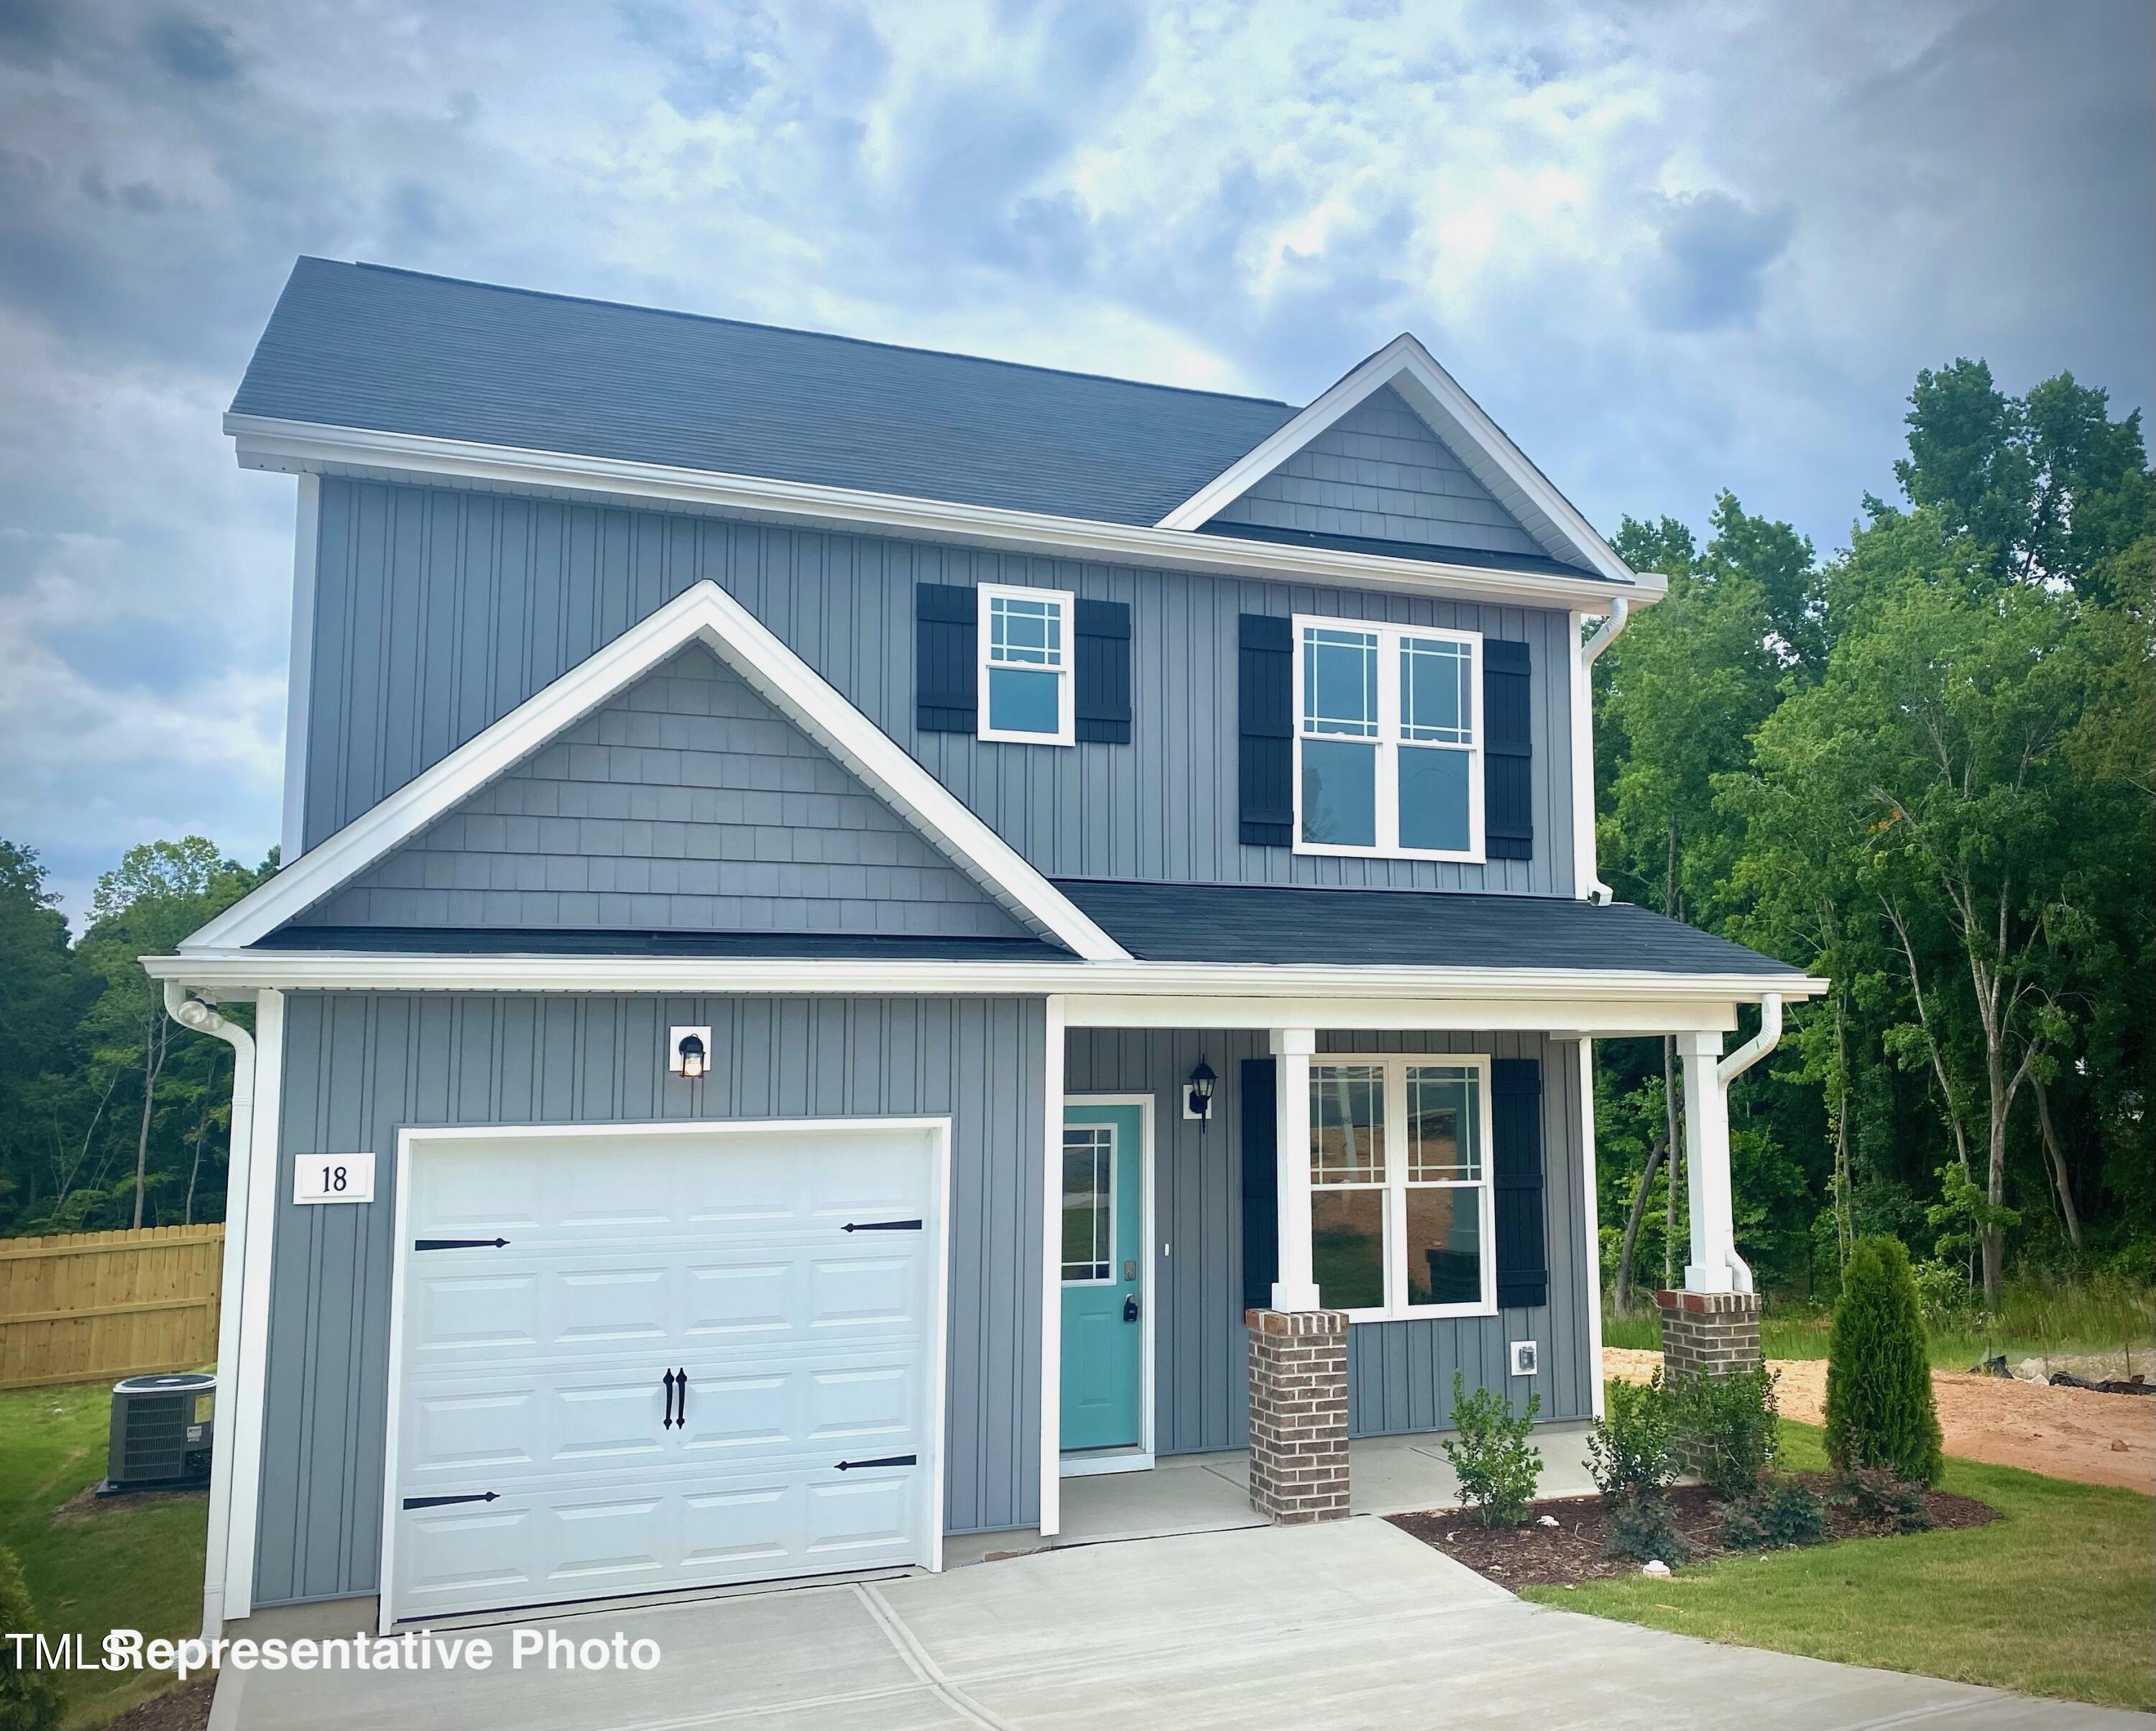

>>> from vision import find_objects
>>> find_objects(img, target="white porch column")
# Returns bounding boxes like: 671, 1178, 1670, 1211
1678, 1030, 1742, 1294
1270, 1029, 1321, 1311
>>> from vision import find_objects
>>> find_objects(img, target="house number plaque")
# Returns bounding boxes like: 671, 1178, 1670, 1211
295, 1152, 376, 1205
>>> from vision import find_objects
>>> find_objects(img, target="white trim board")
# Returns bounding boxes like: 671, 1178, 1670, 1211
1156, 334, 1638, 588
279, 476, 321, 868
178, 580, 1127, 962
377, 1114, 954, 1633
226, 414, 1659, 615
1059, 1091, 1158, 1478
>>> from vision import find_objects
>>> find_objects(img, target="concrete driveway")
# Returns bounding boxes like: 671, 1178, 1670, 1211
211, 1519, 2148, 1731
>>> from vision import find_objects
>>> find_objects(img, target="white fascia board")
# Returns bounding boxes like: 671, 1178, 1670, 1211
178, 580, 1128, 961
226, 413, 1659, 615
1154, 334, 1639, 588
142, 947, 1825, 1010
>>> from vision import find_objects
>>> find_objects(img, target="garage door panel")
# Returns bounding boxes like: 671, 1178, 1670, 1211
391, 1122, 940, 1623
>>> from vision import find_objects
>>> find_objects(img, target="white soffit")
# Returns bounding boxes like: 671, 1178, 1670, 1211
1156, 333, 1637, 587
180, 581, 1128, 960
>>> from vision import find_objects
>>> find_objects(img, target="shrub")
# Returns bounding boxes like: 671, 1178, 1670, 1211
1585, 1374, 1679, 1504
1606, 1494, 1686, 1565
1672, 1363, 1779, 1500
1757, 1479, 1827, 1547
0, 1543, 63, 1731
1718, 1499, 1768, 1551
1439, 1369, 1543, 1528
1825, 1236, 1944, 1485
1838, 1466, 1934, 1533
1908, 1258, 1981, 1333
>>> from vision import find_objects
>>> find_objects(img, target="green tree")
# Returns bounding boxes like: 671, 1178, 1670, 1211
1824, 1236, 1943, 1484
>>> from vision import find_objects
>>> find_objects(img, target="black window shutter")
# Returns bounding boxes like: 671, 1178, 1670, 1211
1239, 614, 1293, 847
916, 583, 977, 733
1240, 1057, 1279, 1312
1483, 638, 1533, 860
1074, 599, 1132, 743
1491, 1057, 1549, 1309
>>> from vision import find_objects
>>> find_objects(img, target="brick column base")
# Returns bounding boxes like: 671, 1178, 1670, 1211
1657, 1288, 1765, 1474
1245, 1308, 1350, 1523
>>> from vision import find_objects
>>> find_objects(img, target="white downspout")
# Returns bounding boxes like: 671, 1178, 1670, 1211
1572, 594, 1631, 904
162, 983, 255, 1643
1710, 993, 1782, 1293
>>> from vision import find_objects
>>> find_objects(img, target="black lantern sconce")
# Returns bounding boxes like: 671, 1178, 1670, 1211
669, 1025, 711, 1080
1184, 1055, 1217, 1125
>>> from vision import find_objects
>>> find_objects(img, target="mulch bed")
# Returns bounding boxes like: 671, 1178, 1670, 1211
101, 1676, 216, 1731
1389, 1474, 1999, 1589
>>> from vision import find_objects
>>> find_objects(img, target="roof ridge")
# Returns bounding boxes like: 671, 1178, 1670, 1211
323, 258, 1296, 411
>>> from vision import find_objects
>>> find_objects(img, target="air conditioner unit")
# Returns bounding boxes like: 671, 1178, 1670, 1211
98, 1372, 216, 1496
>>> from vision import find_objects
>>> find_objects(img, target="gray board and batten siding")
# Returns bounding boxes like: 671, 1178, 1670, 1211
1063, 1027, 1596, 1457
255, 993, 1046, 1607
1213, 384, 1544, 560
298, 477, 1578, 899
295, 645, 1031, 939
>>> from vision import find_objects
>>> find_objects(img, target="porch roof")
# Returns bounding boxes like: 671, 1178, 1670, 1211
1050, 880, 1807, 977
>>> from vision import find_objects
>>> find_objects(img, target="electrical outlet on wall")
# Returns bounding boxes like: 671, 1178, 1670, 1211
1509, 1340, 1539, 1377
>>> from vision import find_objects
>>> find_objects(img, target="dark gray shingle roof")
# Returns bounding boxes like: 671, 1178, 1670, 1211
1053, 880, 1804, 975
230, 258, 1300, 526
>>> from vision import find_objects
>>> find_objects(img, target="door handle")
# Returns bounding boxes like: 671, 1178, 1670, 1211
1123, 1294, 1139, 1323
676, 1367, 688, 1428
663, 1368, 686, 1430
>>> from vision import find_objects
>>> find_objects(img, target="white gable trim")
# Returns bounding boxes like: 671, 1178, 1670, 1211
181, 581, 1129, 960
1155, 334, 1637, 586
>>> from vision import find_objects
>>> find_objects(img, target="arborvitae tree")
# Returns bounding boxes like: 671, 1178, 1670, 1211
0, 1543, 62, 1730
1824, 1236, 1943, 1484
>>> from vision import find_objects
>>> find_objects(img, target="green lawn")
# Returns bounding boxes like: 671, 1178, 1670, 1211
1524, 1417, 2156, 1712
0, 1381, 208, 1728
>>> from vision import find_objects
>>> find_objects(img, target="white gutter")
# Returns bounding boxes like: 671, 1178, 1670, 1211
1572, 594, 1633, 905
162, 984, 255, 1643
1712, 991, 1783, 1292
226, 415, 1666, 615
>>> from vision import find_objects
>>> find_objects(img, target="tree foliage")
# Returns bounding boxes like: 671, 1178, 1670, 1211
1825, 1236, 1944, 1485
1596, 359, 2154, 1310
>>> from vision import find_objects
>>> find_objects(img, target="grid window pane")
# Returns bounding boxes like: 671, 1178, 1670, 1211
1407, 1067, 1481, 1180
1302, 740, 1378, 847
1312, 1188, 1386, 1310
989, 666, 1061, 735
1401, 638, 1472, 743
1061, 1127, 1112, 1281
1404, 1185, 1481, 1306
1302, 628, 1378, 737
1310, 1065, 1386, 1183
1397, 745, 1470, 853
990, 594, 1062, 666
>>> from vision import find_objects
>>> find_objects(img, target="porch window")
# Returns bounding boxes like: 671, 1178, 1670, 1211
1308, 1056, 1493, 1318
978, 582, 1075, 744
1293, 616, 1482, 860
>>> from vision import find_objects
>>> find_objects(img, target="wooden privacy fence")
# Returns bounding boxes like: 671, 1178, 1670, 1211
0, 1224, 224, 1391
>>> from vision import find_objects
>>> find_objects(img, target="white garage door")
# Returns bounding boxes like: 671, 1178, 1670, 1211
382, 1120, 946, 1625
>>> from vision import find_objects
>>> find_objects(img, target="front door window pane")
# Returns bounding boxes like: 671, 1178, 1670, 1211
1061, 1127, 1111, 1281
1310, 1065, 1385, 1181
1302, 740, 1377, 847
1312, 1189, 1385, 1310
1397, 746, 1470, 853
990, 666, 1061, 735
1303, 628, 1378, 736
1405, 1185, 1481, 1306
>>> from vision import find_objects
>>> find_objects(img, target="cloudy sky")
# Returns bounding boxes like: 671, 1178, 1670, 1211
1, 0, 2150, 919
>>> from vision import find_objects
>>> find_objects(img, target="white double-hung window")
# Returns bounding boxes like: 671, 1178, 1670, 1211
1308, 1055, 1495, 1320
977, 582, 1075, 745
1293, 616, 1482, 859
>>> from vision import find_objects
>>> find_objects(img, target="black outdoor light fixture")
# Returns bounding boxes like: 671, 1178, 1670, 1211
1186, 1055, 1218, 1124
669, 1026, 710, 1080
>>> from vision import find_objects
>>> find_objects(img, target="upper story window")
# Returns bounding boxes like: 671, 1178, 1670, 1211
1309, 1055, 1494, 1319
977, 582, 1075, 745
1293, 615, 1482, 860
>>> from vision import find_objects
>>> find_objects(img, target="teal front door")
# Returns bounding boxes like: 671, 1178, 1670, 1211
1059, 1104, 1143, 1453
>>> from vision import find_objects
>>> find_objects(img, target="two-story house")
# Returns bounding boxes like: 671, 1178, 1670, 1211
149, 259, 1820, 1637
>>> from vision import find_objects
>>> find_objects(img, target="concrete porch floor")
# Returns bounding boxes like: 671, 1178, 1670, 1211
947, 1420, 1598, 1561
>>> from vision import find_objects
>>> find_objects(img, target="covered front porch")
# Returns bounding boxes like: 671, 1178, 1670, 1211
1038, 960, 1810, 1538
